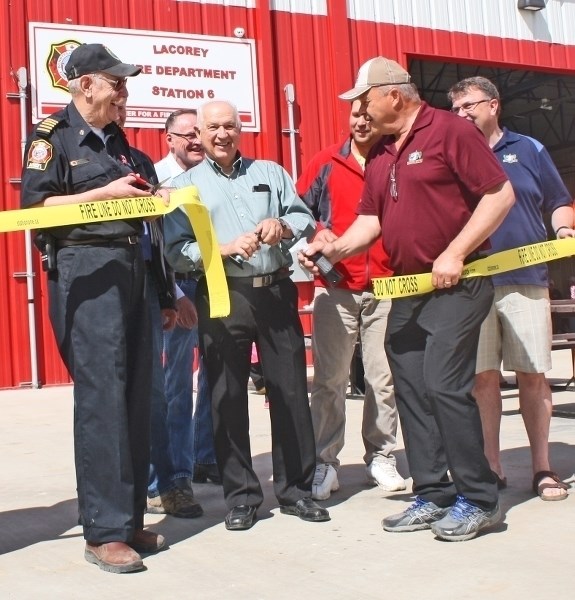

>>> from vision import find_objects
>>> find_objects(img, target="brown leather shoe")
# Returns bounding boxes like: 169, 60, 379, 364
130, 529, 167, 554
84, 541, 144, 574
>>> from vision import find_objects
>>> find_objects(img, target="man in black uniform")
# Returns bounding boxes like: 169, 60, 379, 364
20, 44, 167, 573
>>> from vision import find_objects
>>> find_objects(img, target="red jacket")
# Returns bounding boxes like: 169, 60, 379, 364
296, 137, 392, 291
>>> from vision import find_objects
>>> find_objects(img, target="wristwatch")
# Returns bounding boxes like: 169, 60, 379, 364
277, 218, 292, 238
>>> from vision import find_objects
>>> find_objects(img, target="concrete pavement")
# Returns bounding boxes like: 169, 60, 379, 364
0, 353, 574, 600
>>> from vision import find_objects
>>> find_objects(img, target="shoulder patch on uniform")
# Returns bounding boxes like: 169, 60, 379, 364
35, 116, 62, 139
26, 139, 53, 171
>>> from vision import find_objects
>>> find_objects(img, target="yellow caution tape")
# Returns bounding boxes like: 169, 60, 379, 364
372, 238, 575, 299
1, 186, 195, 232
179, 199, 230, 318
0, 187, 230, 317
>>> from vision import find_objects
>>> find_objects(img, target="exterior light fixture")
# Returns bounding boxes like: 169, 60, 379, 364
518, 0, 545, 11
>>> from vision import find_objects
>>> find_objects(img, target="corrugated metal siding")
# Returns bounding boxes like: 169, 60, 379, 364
0, 0, 62, 387
345, 23, 575, 74
271, 0, 327, 15
347, 0, 575, 46
2, 0, 575, 387
177, 0, 256, 7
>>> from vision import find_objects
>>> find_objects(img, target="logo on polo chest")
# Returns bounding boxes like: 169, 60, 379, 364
406, 150, 423, 165
502, 153, 518, 164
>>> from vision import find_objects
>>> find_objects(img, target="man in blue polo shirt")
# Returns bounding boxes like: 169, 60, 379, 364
449, 76, 574, 501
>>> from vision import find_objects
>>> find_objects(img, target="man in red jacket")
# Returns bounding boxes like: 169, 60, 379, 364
296, 100, 405, 500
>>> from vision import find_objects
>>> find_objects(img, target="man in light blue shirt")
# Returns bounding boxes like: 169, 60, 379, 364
164, 100, 330, 531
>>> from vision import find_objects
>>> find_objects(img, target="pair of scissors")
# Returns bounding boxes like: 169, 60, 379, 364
230, 231, 263, 268
130, 173, 171, 194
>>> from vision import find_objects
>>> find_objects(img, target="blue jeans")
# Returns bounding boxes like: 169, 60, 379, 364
163, 279, 216, 479
147, 273, 178, 497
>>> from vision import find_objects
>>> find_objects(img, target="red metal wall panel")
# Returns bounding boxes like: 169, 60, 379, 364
1, 0, 273, 388
2, 1, 575, 387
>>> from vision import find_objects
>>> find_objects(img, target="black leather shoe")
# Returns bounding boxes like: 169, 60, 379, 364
279, 497, 330, 522
193, 464, 222, 485
225, 505, 257, 530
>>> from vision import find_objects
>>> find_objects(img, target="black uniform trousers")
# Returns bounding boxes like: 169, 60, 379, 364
48, 244, 152, 542
384, 277, 498, 511
195, 276, 315, 509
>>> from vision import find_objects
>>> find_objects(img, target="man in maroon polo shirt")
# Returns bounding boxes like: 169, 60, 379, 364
300, 56, 515, 541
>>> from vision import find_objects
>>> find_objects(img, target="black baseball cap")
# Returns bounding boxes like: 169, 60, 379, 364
65, 43, 141, 80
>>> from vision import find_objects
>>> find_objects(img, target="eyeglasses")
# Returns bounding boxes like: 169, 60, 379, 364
92, 73, 127, 92
450, 99, 491, 114
169, 131, 198, 142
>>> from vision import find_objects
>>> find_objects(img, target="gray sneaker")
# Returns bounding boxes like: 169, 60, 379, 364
430, 495, 501, 541
382, 496, 450, 532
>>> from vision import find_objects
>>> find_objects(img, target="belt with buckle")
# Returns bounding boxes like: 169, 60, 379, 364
56, 235, 140, 248
228, 268, 292, 288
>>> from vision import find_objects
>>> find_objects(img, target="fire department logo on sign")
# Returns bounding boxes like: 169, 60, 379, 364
46, 40, 80, 91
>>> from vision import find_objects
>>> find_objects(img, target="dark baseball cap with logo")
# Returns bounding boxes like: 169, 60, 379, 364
65, 43, 141, 80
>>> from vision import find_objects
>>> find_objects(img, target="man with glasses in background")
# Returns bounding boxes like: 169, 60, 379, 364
301, 57, 515, 541
112, 106, 205, 520
449, 76, 573, 502
21, 43, 166, 573
148, 110, 221, 520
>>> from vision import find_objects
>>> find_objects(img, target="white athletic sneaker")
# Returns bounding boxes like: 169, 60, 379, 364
366, 459, 406, 492
312, 464, 339, 500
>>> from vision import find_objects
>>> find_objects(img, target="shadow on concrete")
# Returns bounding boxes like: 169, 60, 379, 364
0, 485, 231, 555
313, 442, 574, 514
5, 441, 570, 556
0, 499, 80, 555
499, 441, 575, 486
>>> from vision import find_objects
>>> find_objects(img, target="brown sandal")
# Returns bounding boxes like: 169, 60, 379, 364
532, 471, 569, 502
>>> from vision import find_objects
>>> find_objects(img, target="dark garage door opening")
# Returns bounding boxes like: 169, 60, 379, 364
410, 58, 575, 296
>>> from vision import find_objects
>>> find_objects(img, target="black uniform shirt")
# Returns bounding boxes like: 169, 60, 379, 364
21, 101, 145, 241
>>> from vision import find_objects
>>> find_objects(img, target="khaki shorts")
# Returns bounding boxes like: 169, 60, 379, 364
475, 285, 551, 374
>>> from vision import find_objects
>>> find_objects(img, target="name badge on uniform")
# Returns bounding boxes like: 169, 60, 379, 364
69, 158, 90, 167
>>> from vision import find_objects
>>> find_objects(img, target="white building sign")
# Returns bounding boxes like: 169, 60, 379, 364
29, 22, 260, 130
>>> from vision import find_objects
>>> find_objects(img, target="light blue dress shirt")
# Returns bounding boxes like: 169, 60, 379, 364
164, 154, 316, 277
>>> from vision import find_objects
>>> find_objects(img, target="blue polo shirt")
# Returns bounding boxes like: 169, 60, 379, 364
490, 128, 571, 287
